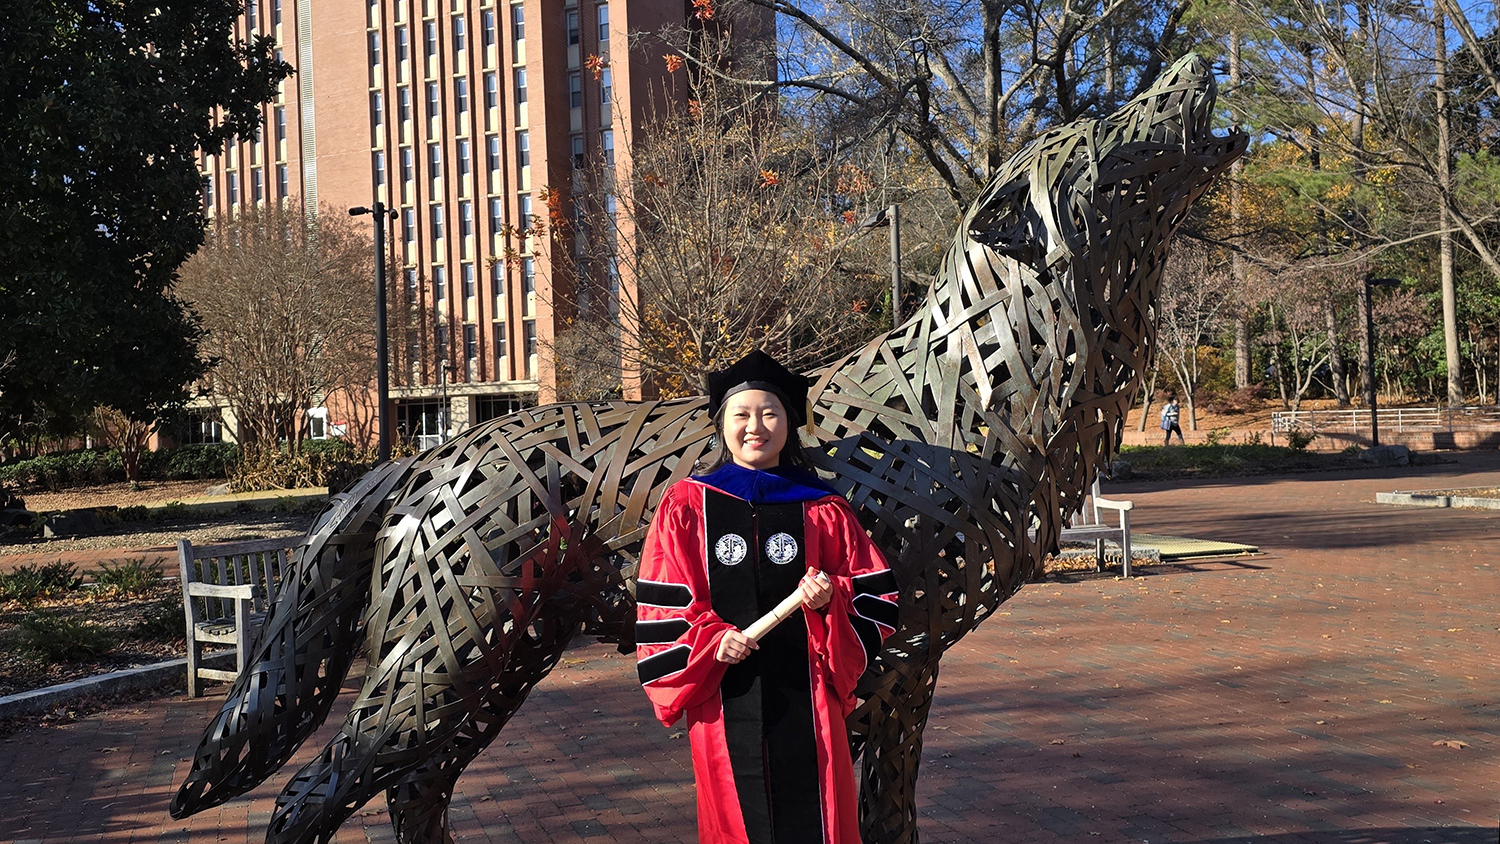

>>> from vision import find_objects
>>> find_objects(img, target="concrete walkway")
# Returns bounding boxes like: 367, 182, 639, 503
1, 455, 1498, 843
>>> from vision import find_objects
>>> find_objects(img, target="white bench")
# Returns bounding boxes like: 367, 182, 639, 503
177, 537, 298, 697
1059, 478, 1135, 577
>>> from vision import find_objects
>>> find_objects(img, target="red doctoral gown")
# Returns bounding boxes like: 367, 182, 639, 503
635, 472, 899, 844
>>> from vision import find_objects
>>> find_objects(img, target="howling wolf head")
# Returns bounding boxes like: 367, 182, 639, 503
929, 54, 1247, 553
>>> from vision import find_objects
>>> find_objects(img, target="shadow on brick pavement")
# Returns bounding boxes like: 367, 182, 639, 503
2, 452, 1498, 843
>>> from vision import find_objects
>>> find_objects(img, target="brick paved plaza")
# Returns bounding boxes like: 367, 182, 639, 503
2, 454, 1497, 843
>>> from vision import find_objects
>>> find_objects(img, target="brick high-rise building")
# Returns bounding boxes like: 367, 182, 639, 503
198, 0, 715, 449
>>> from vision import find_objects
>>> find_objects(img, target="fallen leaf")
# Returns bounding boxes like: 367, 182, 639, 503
1050, 739, 1066, 745
1316, 720, 1326, 725
1379, 700, 1393, 704
1447, 628, 1463, 632
669, 731, 685, 740
1433, 739, 1469, 749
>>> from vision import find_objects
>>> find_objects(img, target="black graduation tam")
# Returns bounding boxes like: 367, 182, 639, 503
707, 350, 810, 428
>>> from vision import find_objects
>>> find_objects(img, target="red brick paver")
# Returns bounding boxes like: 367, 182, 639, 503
2, 454, 1498, 843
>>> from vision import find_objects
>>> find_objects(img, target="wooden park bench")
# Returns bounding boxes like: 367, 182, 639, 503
177, 537, 300, 697
1059, 478, 1135, 577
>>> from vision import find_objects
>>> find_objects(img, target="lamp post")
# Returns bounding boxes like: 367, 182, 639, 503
349, 202, 399, 463
859, 204, 903, 332
439, 358, 452, 444
1360, 276, 1402, 447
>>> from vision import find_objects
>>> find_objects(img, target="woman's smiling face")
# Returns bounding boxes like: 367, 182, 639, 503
723, 389, 788, 470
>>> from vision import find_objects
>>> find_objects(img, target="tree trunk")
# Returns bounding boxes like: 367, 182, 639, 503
1228, 30, 1251, 390
1325, 295, 1350, 407
1137, 367, 1158, 431
1436, 6, 1462, 406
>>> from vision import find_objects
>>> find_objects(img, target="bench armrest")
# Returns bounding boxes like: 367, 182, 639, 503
185, 582, 259, 600
1093, 496, 1133, 512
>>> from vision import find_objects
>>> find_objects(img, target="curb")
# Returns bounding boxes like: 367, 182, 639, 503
0, 651, 233, 719
1376, 491, 1500, 510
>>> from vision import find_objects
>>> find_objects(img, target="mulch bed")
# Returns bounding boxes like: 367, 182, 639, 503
0, 583, 183, 699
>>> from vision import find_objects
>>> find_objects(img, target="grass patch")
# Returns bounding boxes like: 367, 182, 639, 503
1118, 443, 1362, 480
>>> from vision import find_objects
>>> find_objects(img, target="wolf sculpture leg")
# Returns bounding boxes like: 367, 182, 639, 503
852, 641, 943, 844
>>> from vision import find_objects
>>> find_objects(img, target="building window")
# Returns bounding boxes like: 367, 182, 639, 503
571, 135, 584, 168
514, 68, 527, 109
276, 164, 288, 196
397, 25, 410, 62
427, 143, 442, 180
493, 323, 507, 364
600, 68, 612, 106
227, 172, 239, 204
426, 81, 440, 120
405, 267, 419, 303
510, 4, 523, 44
481, 9, 496, 48
203, 177, 214, 210
307, 407, 328, 440
401, 147, 414, 182
460, 200, 473, 238
455, 76, 469, 116
369, 31, 382, 66
601, 129, 614, 165
567, 9, 580, 45
374, 150, 387, 186
518, 193, 532, 224
434, 264, 448, 301
484, 72, 497, 110
371, 91, 384, 140
272, 0, 282, 27
490, 197, 504, 232
403, 208, 416, 243
431, 205, 445, 246
568, 73, 582, 109
457, 139, 471, 177
462, 262, 476, 298
522, 257, 535, 295
452, 15, 466, 56
424, 20, 438, 58
597, 4, 609, 42
523, 320, 537, 372
465, 324, 478, 375
435, 324, 449, 362
487, 135, 500, 172
398, 86, 412, 121
516, 130, 529, 168
274, 106, 286, 144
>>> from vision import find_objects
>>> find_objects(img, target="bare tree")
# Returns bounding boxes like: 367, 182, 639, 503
178, 204, 376, 450
546, 48, 897, 400
1158, 239, 1237, 430
90, 406, 154, 482
666, 0, 1197, 203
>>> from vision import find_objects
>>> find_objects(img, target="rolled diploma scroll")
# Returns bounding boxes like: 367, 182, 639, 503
742, 570, 831, 643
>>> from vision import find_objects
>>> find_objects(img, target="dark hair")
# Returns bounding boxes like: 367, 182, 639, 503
695, 394, 814, 474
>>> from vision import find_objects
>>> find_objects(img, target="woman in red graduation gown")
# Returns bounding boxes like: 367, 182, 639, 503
635, 350, 900, 844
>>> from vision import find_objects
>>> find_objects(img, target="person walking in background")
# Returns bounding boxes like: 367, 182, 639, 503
1161, 395, 1185, 445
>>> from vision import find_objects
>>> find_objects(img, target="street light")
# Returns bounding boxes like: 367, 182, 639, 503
859, 204, 902, 332
1360, 276, 1402, 446
349, 202, 399, 463
439, 358, 453, 444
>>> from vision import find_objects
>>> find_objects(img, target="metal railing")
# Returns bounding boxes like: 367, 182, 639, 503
1271, 405, 1500, 433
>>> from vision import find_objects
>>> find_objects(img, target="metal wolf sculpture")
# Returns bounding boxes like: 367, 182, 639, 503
172, 55, 1244, 844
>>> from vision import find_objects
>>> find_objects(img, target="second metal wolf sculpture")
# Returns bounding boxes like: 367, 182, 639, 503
171, 55, 1244, 844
